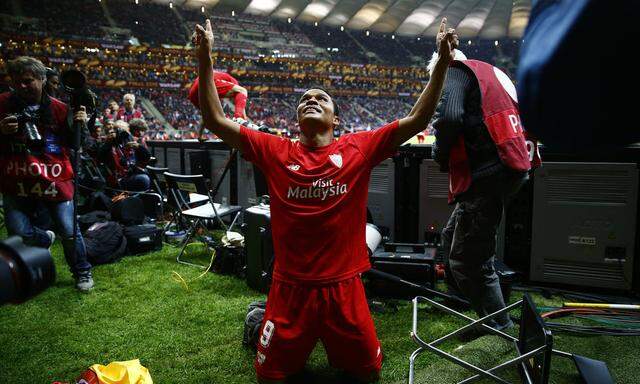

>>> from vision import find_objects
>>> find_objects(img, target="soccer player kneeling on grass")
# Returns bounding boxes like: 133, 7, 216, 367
192, 18, 456, 383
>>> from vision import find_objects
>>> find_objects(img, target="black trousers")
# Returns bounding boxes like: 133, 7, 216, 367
441, 170, 528, 329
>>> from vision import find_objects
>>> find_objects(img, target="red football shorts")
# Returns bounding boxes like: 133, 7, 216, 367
254, 275, 382, 381
188, 77, 237, 108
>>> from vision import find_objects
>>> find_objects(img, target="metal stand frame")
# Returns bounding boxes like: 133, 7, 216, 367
176, 218, 206, 269
408, 296, 572, 384
176, 211, 241, 269
172, 148, 241, 268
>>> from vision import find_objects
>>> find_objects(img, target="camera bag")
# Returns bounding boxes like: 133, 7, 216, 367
110, 195, 145, 225
84, 221, 127, 265
212, 246, 246, 276
78, 211, 111, 232
123, 224, 163, 254
136, 192, 163, 221
85, 191, 112, 213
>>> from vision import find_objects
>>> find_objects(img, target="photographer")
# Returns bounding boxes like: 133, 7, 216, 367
129, 118, 149, 148
116, 93, 144, 123
98, 120, 151, 192
44, 67, 60, 98
0, 56, 94, 292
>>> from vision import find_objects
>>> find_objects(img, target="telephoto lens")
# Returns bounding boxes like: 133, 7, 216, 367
0, 236, 56, 305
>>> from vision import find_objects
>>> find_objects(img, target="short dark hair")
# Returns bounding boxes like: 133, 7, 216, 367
300, 87, 340, 117
45, 67, 59, 79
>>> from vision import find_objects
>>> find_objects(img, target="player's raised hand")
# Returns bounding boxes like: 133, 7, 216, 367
194, 19, 214, 60
436, 18, 456, 64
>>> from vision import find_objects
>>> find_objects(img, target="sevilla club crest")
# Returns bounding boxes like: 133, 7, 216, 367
329, 153, 343, 168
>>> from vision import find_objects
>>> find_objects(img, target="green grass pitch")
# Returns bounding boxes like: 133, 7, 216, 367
1, 240, 639, 383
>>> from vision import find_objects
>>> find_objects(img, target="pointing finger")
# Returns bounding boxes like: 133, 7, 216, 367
439, 18, 447, 34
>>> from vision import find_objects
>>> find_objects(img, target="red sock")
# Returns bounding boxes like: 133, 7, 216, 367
233, 92, 247, 119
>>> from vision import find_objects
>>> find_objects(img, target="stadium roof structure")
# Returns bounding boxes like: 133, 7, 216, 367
153, 0, 531, 38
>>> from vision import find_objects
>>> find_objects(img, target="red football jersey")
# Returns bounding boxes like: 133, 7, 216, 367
240, 121, 399, 284
188, 71, 239, 108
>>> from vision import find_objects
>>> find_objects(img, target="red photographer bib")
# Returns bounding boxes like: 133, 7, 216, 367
0, 92, 75, 201
447, 60, 541, 202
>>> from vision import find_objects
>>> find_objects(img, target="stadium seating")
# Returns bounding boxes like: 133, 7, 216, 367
0, 0, 520, 140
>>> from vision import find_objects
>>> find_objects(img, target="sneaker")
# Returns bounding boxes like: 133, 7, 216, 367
231, 116, 247, 125
75, 272, 94, 292
46, 230, 56, 249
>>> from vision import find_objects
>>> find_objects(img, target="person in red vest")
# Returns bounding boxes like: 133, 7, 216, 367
116, 93, 144, 122
98, 120, 151, 192
431, 38, 541, 330
188, 70, 248, 120
0, 56, 94, 291
193, 18, 455, 383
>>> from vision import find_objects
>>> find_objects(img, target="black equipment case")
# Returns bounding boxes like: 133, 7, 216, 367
368, 243, 436, 299
123, 224, 163, 254
244, 204, 273, 293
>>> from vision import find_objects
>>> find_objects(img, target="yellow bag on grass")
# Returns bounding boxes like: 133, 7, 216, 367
88, 359, 152, 384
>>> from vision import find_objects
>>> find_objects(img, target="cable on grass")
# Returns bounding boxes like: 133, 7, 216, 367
539, 307, 640, 336
171, 247, 216, 291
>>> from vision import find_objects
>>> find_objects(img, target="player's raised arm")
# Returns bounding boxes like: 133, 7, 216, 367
394, 18, 455, 147
194, 19, 242, 149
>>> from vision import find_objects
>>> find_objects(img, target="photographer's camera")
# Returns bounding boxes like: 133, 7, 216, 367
14, 108, 42, 143
0, 237, 56, 305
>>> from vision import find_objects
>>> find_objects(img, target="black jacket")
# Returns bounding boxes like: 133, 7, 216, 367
432, 66, 504, 180
97, 130, 150, 174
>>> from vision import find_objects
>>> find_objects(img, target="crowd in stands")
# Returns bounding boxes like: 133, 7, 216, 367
18, 0, 111, 41
356, 33, 414, 66
0, 36, 432, 96
1, 0, 518, 69
246, 95, 297, 133
196, 15, 319, 59
77, 87, 413, 143
1, 0, 519, 141
142, 89, 199, 132
302, 24, 371, 63
107, 0, 188, 46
